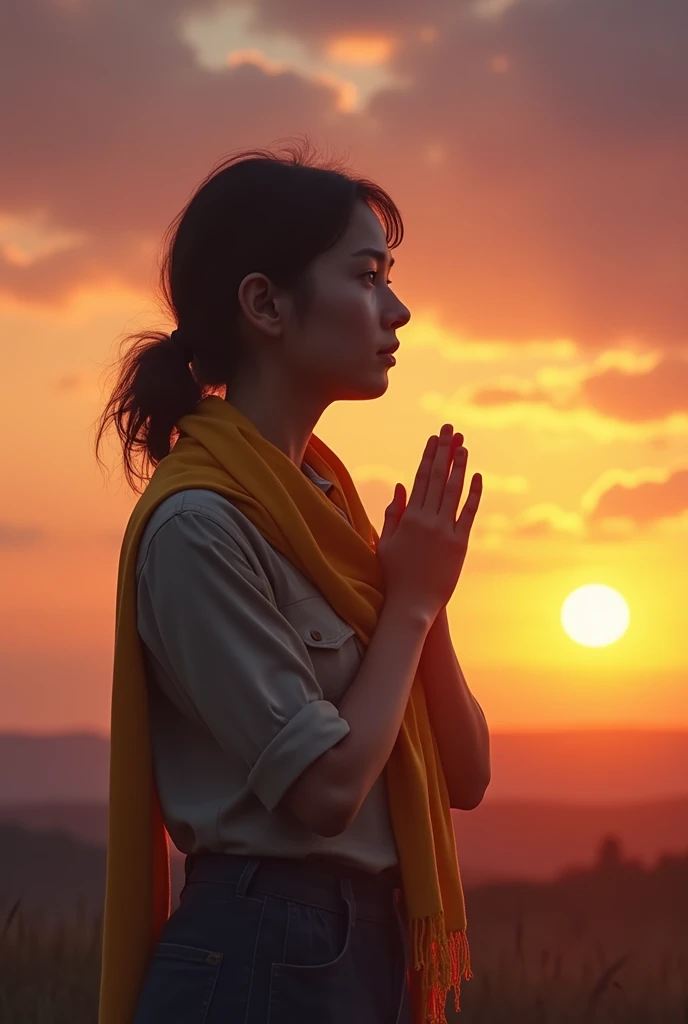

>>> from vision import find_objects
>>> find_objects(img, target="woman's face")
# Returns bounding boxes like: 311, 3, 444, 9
281, 200, 411, 404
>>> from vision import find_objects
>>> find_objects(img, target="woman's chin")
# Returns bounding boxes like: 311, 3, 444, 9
348, 375, 391, 401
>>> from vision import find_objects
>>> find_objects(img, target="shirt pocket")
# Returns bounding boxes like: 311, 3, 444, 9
281, 595, 359, 706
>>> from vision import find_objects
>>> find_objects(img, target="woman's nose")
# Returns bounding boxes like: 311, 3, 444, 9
389, 303, 411, 330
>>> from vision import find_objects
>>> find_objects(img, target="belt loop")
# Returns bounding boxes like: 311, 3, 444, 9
340, 876, 356, 929
235, 856, 261, 898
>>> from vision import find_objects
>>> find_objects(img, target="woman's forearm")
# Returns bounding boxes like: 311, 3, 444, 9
421, 607, 491, 810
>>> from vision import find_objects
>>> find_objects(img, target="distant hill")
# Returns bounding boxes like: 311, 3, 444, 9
0, 821, 185, 921
0, 822, 108, 920
2, 728, 687, 804
2, 795, 687, 888
1, 728, 687, 892
452, 795, 688, 881
465, 839, 688, 945
2, 820, 686, 936
0, 733, 109, 803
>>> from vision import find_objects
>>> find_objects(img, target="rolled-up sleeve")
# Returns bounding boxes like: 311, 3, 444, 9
135, 508, 351, 812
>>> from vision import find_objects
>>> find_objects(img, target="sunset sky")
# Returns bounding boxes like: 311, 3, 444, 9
1, 0, 686, 736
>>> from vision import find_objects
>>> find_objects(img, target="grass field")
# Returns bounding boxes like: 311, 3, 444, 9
2, 886, 687, 1024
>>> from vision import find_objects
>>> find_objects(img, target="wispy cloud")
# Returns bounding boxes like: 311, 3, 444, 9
0, 522, 46, 549
0, 0, 685, 346
435, 352, 688, 441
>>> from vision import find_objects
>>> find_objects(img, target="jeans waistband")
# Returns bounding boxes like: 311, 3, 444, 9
184, 852, 405, 925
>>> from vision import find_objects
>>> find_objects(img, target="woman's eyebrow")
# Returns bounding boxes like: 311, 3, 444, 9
350, 246, 395, 268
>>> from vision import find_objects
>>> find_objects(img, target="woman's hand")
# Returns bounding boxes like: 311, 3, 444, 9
376, 423, 482, 623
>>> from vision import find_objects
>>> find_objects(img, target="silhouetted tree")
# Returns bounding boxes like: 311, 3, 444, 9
595, 833, 625, 871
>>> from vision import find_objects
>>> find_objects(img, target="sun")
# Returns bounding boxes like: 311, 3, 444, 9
560, 584, 630, 648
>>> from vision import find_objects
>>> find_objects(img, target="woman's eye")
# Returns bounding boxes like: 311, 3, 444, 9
363, 270, 393, 285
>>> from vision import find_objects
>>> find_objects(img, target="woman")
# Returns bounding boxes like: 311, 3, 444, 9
94, 137, 484, 1024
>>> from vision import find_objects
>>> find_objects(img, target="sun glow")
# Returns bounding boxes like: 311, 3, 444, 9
560, 585, 630, 648
325, 35, 396, 67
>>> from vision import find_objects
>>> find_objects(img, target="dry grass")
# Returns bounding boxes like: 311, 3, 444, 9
448, 906, 688, 1023
0, 901, 102, 1024
2, 897, 687, 1023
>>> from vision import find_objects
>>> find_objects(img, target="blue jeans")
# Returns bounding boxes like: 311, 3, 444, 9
131, 851, 413, 1024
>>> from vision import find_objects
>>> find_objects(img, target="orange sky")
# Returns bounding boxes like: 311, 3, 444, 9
1, 0, 687, 734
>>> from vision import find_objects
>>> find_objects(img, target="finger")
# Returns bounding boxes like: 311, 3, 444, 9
424, 425, 456, 513
440, 444, 467, 519
405, 434, 438, 510
454, 474, 483, 536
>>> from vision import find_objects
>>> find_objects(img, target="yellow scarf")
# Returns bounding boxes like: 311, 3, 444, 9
98, 394, 472, 1024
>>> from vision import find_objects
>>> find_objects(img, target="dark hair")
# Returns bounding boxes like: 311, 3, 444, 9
93, 135, 404, 494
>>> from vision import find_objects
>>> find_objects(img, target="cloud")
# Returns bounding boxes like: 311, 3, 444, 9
580, 356, 688, 423
471, 382, 554, 408
248, 0, 445, 39
225, 48, 359, 111
468, 463, 688, 548
502, 464, 688, 541
0, 0, 685, 351
455, 353, 688, 437
0, 522, 46, 549
588, 467, 688, 528
513, 504, 584, 539
0, 1, 338, 307
357, 0, 688, 348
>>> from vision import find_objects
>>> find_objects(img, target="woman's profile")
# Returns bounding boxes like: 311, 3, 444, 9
93, 136, 486, 1024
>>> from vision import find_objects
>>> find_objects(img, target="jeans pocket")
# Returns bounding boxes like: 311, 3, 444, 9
131, 941, 222, 1024
268, 885, 356, 1023
274, 901, 352, 971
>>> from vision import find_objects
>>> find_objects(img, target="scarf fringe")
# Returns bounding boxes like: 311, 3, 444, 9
411, 913, 473, 1023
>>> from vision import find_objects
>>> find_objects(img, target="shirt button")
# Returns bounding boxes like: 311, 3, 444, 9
310, 629, 322, 641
